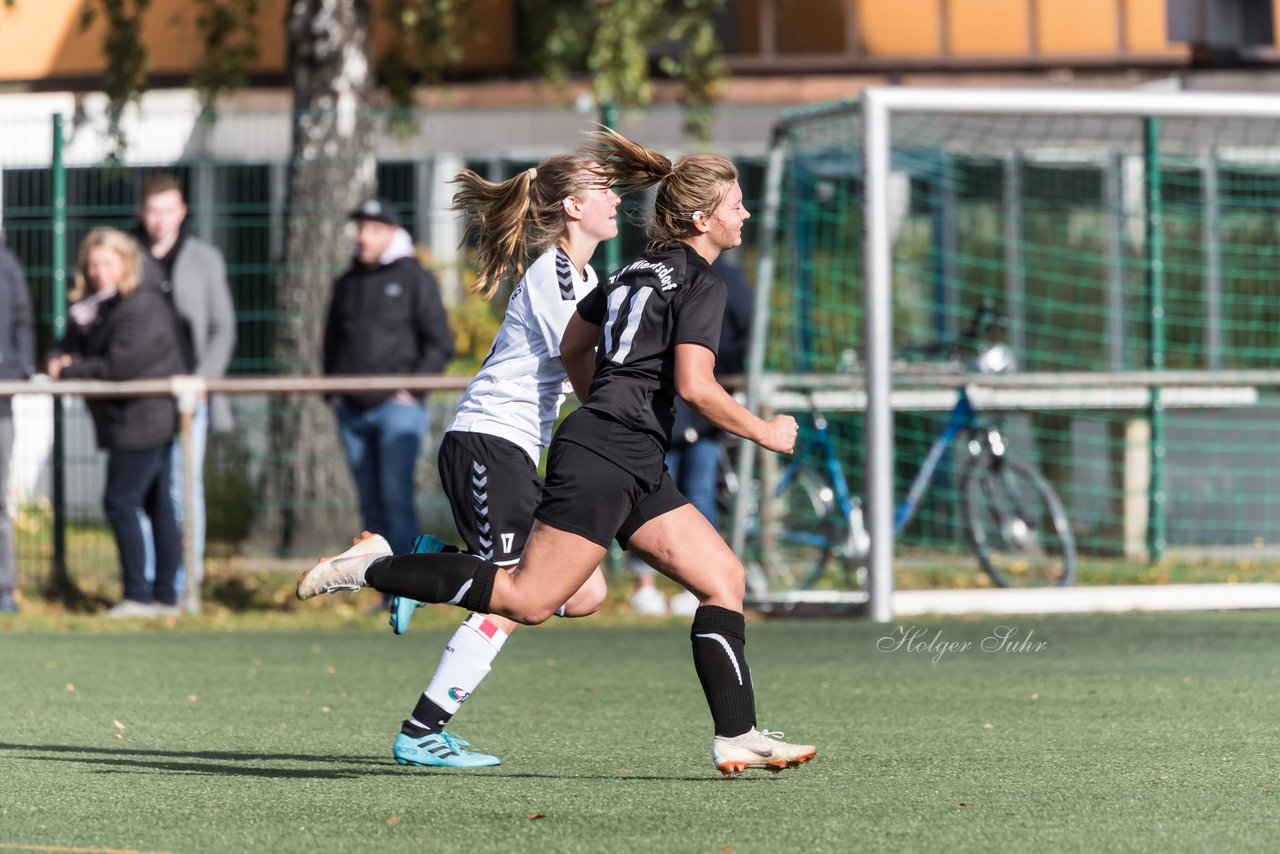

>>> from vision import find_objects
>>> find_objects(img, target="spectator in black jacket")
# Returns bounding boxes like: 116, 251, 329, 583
0, 239, 35, 614
323, 198, 454, 560
48, 228, 187, 618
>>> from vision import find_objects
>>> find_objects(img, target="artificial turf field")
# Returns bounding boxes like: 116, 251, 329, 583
1, 610, 1277, 853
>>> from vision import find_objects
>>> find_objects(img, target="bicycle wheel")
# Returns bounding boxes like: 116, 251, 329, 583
761, 470, 849, 592
961, 454, 1077, 587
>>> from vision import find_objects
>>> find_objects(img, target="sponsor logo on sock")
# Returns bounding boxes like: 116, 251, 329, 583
448, 687, 470, 703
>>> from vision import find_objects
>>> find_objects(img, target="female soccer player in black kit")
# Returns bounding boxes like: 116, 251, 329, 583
298, 130, 816, 776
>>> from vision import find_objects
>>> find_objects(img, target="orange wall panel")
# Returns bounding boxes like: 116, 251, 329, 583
0, 0, 94, 78
948, 0, 1030, 55
0, 0, 512, 84
859, 0, 941, 56
149, 0, 288, 75
0, 0, 289, 80
372, 0, 516, 71
1126, 0, 1171, 50
1038, 0, 1118, 53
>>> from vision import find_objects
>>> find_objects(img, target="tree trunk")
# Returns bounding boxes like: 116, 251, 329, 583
259, 0, 377, 555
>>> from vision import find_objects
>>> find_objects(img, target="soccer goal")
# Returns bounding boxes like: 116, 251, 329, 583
737, 87, 1280, 622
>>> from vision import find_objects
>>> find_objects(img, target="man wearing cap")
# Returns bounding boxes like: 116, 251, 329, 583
323, 197, 454, 562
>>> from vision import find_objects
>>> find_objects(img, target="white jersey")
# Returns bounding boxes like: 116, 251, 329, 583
447, 246, 597, 462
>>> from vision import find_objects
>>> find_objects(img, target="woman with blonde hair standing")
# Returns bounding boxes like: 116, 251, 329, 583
49, 227, 187, 617
299, 132, 816, 776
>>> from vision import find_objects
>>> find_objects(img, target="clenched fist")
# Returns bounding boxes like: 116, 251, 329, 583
760, 414, 798, 454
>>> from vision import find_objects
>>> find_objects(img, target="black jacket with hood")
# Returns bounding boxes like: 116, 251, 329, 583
322, 228, 454, 411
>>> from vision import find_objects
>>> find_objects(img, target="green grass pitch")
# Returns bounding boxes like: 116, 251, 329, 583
1, 611, 1278, 853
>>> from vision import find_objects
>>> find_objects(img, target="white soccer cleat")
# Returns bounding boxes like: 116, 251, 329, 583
295, 531, 392, 600
712, 728, 816, 777
629, 584, 668, 616
668, 589, 700, 617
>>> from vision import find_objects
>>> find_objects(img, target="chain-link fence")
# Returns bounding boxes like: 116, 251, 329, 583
2, 104, 775, 601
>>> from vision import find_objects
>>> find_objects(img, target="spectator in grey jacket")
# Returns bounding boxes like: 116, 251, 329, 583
0, 239, 35, 613
136, 173, 236, 593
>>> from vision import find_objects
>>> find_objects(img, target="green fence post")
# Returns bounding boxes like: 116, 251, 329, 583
1143, 116, 1166, 562
50, 112, 71, 597
599, 100, 620, 275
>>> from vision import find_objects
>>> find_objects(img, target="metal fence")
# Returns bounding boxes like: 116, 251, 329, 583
1, 102, 777, 607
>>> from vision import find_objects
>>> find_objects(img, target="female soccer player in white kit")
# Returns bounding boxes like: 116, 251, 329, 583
378, 155, 620, 767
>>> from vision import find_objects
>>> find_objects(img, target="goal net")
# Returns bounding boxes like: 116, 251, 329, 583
742, 88, 1280, 620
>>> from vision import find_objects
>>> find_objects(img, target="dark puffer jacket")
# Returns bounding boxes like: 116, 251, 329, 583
57, 280, 187, 450
323, 228, 454, 411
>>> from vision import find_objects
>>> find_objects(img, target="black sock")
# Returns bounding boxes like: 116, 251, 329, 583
365, 553, 496, 614
690, 605, 757, 738
401, 696, 451, 737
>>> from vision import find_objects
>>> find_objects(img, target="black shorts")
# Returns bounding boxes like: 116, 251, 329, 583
437, 431, 543, 565
534, 410, 689, 549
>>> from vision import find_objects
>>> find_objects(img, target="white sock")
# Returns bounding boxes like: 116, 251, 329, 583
423, 613, 509, 715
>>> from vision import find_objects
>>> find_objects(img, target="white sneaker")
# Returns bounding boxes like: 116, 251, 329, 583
668, 589, 700, 616
711, 727, 816, 777
629, 584, 668, 616
105, 599, 164, 619
296, 531, 391, 600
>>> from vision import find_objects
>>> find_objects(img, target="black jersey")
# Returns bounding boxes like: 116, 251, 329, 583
575, 243, 726, 449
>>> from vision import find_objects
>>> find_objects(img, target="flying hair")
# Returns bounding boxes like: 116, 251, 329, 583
451, 153, 599, 300
583, 127, 738, 250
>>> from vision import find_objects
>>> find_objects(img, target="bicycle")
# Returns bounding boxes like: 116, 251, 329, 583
741, 303, 1078, 595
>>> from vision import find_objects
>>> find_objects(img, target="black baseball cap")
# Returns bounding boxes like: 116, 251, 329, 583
349, 197, 401, 227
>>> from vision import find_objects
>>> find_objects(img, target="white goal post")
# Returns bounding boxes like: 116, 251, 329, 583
861, 86, 1280, 623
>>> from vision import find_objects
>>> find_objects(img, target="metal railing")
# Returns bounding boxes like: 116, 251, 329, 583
6, 373, 471, 615
8, 366, 1277, 616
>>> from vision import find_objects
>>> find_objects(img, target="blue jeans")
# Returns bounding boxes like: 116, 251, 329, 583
105, 442, 180, 605
0, 416, 14, 598
667, 437, 722, 530
143, 400, 208, 596
336, 397, 427, 556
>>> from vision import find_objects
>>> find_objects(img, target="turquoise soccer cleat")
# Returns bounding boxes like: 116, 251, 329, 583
388, 534, 450, 635
393, 730, 501, 768
389, 595, 422, 635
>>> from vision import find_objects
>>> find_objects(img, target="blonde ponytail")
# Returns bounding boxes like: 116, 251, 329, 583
451, 154, 601, 300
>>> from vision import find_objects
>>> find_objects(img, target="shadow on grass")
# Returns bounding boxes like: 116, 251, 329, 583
0, 742, 725, 783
